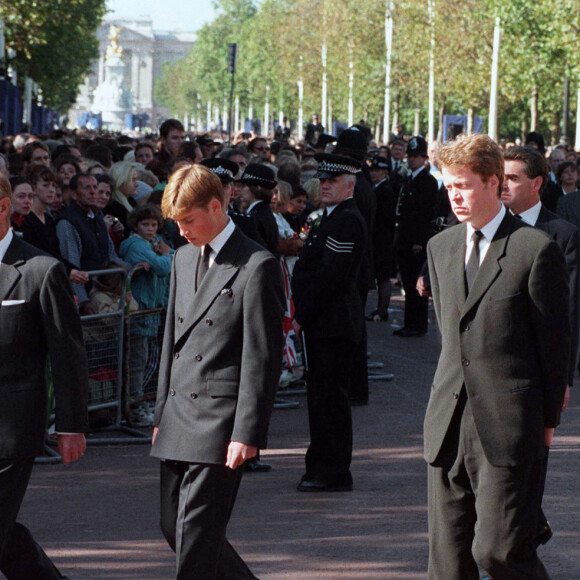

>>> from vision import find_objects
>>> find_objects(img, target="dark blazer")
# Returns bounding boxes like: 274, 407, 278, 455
292, 198, 367, 343
372, 178, 397, 280
0, 235, 88, 458
353, 170, 376, 291
556, 190, 580, 229
425, 213, 570, 467
535, 205, 580, 386
151, 227, 285, 464
247, 200, 279, 254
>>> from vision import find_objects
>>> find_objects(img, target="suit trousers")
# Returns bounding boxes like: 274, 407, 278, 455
304, 337, 354, 485
0, 458, 66, 580
160, 460, 257, 580
427, 391, 549, 580
397, 246, 428, 332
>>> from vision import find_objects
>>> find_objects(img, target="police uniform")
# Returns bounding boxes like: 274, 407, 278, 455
394, 137, 438, 336
292, 154, 367, 491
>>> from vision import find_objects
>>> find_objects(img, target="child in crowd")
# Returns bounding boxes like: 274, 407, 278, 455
119, 204, 174, 426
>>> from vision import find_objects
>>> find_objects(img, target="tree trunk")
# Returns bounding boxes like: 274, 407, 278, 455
550, 112, 560, 146
530, 86, 538, 132
467, 107, 474, 136
520, 110, 527, 144
414, 106, 420, 135
562, 75, 570, 145
392, 94, 400, 135
437, 95, 445, 142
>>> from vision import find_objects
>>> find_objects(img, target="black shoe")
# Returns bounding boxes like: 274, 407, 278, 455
393, 327, 426, 337
534, 522, 554, 547
245, 460, 272, 472
366, 310, 389, 322
297, 478, 353, 492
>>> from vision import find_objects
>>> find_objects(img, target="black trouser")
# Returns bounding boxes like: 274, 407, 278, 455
160, 460, 257, 580
347, 289, 369, 402
397, 246, 428, 332
427, 392, 549, 580
304, 336, 354, 485
0, 458, 66, 580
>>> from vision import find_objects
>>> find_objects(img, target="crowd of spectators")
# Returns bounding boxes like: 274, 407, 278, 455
3, 120, 580, 427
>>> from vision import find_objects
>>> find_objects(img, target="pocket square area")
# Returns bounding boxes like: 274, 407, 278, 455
1, 299, 26, 306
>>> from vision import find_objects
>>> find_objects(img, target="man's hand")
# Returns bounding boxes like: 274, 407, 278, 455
226, 441, 257, 470
545, 427, 555, 447
562, 384, 570, 411
70, 269, 89, 285
152, 426, 158, 445
416, 275, 431, 298
58, 433, 86, 465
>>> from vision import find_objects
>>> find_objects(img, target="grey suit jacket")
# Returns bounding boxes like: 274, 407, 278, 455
425, 213, 570, 467
0, 235, 89, 458
151, 227, 285, 464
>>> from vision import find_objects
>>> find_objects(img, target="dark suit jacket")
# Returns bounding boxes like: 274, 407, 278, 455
292, 198, 367, 343
0, 235, 88, 459
151, 227, 285, 464
556, 190, 580, 230
425, 213, 570, 467
353, 170, 376, 291
535, 205, 580, 386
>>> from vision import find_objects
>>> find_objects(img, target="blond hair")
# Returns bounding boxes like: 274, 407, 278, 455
109, 161, 137, 211
0, 173, 11, 201
276, 180, 293, 203
438, 134, 504, 194
161, 164, 225, 219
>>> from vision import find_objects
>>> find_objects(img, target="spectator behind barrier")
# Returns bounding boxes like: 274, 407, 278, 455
119, 204, 174, 426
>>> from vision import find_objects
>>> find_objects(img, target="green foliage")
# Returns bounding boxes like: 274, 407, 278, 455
1, 0, 107, 112
153, 0, 580, 141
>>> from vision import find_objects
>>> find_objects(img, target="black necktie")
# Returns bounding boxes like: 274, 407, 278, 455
513, 214, 522, 220
465, 230, 483, 293
196, 244, 212, 291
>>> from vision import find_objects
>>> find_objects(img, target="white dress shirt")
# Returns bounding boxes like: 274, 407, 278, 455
465, 204, 506, 267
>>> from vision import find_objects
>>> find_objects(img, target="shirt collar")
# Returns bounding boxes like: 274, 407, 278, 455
411, 166, 425, 180
466, 203, 506, 244
512, 200, 541, 226
326, 196, 353, 215
203, 217, 235, 261
0, 228, 14, 263
247, 200, 263, 213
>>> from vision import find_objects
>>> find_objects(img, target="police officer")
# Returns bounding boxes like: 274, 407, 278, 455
393, 136, 438, 336
292, 153, 368, 492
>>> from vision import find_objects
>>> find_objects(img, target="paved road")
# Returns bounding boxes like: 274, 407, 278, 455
15, 294, 580, 579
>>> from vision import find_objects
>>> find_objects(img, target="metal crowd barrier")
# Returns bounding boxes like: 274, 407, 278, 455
80, 267, 150, 444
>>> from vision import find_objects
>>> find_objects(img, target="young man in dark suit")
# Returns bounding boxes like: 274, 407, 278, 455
502, 145, 580, 547
425, 134, 570, 580
292, 153, 368, 491
0, 173, 88, 579
151, 164, 284, 579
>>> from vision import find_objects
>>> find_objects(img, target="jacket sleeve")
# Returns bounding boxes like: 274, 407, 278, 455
529, 240, 570, 427
232, 255, 285, 447
41, 260, 89, 433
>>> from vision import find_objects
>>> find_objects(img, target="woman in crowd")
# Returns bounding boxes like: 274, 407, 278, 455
556, 161, 580, 228
8, 177, 34, 233
95, 173, 126, 251
20, 164, 88, 285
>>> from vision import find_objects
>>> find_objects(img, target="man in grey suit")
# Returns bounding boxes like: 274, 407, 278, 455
0, 174, 88, 579
425, 135, 570, 580
151, 164, 285, 579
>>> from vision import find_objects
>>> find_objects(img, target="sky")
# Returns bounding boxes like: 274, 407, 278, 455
105, 0, 217, 33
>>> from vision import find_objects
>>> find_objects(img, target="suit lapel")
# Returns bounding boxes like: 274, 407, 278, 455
0, 237, 25, 303
461, 214, 513, 318
445, 224, 469, 309
179, 228, 242, 338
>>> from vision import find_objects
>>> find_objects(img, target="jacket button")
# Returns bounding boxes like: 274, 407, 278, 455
464, 324, 470, 331
463, 359, 470, 367
195, 354, 202, 361
177, 316, 184, 323
453, 392, 459, 399
205, 319, 213, 326
174, 352, 180, 360
169, 389, 175, 396
190, 392, 198, 399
